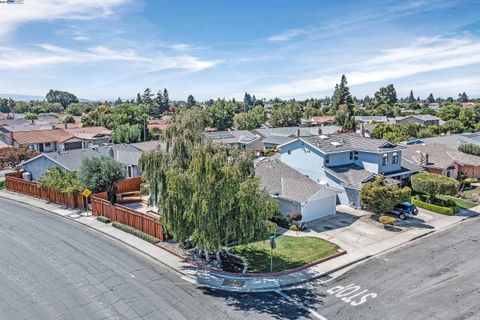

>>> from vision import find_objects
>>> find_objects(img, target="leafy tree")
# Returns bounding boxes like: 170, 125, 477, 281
78, 156, 125, 197
411, 172, 459, 202
361, 177, 411, 213
370, 124, 408, 143
331, 74, 354, 110
426, 93, 435, 103
334, 105, 355, 130
64, 115, 75, 124
205, 99, 235, 131
46, 90, 79, 108
303, 106, 322, 119
24, 112, 38, 124
186, 95, 196, 107
373, 84, 397, 107
458, 143, 480, 156
39, 167, 83, 195
115, 97, 123, 105
65, 103, 85, 116
0, 98, 14, 113
136, 93, 142, 104
438, 104, 461, 121
243, 92, 253, 111
269, 102, 302, 127
0, 148, 38, 169
440, 119, 465, 134
112, 124, 142, 143
234, 106, 266, 130
458, 92, 469, 103
458, 108, 476, 130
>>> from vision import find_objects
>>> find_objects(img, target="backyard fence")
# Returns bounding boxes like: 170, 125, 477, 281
115, 177, 142, 194
91, 194, 164, 241
5, 173, 87, 209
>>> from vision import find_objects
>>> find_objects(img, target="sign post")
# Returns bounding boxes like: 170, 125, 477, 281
269, 235, 276, 273
81, 188, 92, 216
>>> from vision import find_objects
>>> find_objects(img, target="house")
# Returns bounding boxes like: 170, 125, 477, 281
354, 116, 389, 124
204, 130, 264, 151
461, 102, 476, 109
279, 133, 422, 208
392, 115, 441, 126
252, 125, 341, 148
403, 143, 480, 179
21, 144, 143, 181
405, 133, 480, 148
255, 157, 341, 222
311, 116, 335, 126
1, 126, 112, 152
427, 103, 441, 111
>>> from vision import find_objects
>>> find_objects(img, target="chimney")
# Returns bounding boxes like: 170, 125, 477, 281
420, 152, 429, 165
317, 127, 322, 135
297, 128, 301, 138
108, 146, 114, 159
64, 121, 68, 129
425, 153, 429, 165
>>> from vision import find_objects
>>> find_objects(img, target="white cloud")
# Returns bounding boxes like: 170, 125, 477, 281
267, 28, 310, 42
257, 35, 480, 98
0, 0, 129, 39
0, 43, 219, 72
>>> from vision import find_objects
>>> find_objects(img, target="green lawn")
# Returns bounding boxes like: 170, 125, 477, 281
435, 195, 477, 209
230, 235, 339, 273
0, 181, 4, 190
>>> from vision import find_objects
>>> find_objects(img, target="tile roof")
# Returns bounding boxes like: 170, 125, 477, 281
299, 133, 403, 154
254, 157, 329, 203
311, 116, 335, 124
252, 125, 340, 138
402, 143, 480, 169
324, 164, 376, 189
12, 127, 112, 145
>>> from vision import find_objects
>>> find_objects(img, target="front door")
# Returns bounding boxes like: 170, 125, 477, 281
38, 143, 44, 152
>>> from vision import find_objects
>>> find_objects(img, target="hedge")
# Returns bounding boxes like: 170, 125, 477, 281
411, 196, 455, 216
96, 216, 111, 224
112, 221, 160, 244
0, 181, 4, 190
459, 143, 480, 156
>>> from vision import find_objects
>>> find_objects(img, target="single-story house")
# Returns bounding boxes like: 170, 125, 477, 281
403, 143, 480, 179
204, 130, 264, 151
405, 132, 480, 148
252, 125, 341, 148
392, 115, 441, 127
354, 116, 389, 124
21, 144, 143, 181
311, 116, 335, 126
255, 157, 341, 222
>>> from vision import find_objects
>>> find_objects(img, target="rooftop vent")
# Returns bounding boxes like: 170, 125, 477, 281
319, 135, 329, 140
330, 141, 342, 147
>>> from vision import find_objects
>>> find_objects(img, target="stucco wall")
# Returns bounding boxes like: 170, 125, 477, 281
22, 156, 68, 181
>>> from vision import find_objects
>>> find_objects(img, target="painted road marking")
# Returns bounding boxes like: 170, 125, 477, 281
326, 283, 377, 307
276, 291, 329, 320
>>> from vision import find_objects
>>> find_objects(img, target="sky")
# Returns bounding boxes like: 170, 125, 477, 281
0, 0, 479, 101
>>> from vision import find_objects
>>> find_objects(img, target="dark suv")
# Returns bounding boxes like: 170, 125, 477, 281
392, 202, 418, 220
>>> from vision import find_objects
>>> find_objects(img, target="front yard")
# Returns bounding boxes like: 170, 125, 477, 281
435, 194, 477, 210
230, 235, 339, 273
459, 186, 480, 204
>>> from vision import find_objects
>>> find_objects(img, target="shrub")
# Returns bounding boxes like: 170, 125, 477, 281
463, 178, 478, 186
411, 196, 455, 215
379, 216, 396, 225
112, 222, 160, 244
78, 156, 124, 196
96, 216, 111, 223
289, 224, 301, 231
361, 176, 411, 213
411, 172, 459, 201
0, 181, 4, 190
289, 211, 302, 221
39, 167, 83, 195
459, 143, 480, 156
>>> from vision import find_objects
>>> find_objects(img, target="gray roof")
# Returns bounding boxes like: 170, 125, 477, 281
324, 164, 376, 189
354, 116, 388, 123
403, 143, 480, 169
252, 126, 340, 138
411, 133, 480, 148
130, 140, 165, 151
255, 157, 329, 203
26, 144, 142, 171
299, 133, 402, 154
262, 135, 295, 146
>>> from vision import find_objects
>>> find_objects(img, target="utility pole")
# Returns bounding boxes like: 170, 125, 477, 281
143, 118, 147, 142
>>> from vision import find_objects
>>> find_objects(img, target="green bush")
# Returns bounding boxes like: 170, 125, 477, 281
411, 172, 459, 199
289, 224, 301, 231
96, 216, 111, 224
411, 196, 455, 215
0, 181, 4, 190
112, 221, 160, 244
463, 178, 478, 185
459, 143, 480, 156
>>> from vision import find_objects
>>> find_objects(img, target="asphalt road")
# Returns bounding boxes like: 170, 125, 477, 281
1, 197, 479, 320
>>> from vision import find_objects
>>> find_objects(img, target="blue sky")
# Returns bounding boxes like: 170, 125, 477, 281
0, 0, 479, 100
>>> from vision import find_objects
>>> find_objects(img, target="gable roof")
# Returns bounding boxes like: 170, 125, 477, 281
255, 157, 338, 203
252, 125, 340, 139
11, 126, 111, 145
324, 164, 377, 189
297, 133, 403, 154
403, 143, 480, 169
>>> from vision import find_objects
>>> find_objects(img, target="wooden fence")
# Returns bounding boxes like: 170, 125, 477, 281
91, 195, 164, 241
115, 177, 142, 194
5, 174, 87, 209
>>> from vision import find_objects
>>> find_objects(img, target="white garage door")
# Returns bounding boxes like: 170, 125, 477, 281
301, 194, 336, 222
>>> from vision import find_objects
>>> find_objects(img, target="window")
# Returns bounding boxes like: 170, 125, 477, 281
325, 155, 330, 164
349, 152, 353, 160
392, 152, 398, 164
45, 142, 51, 147
382, 153, 388, 166
354, 151, 358, 160
287, 150, 291, 155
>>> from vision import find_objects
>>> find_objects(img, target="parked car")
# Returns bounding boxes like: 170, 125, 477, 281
392, 202, 418, 220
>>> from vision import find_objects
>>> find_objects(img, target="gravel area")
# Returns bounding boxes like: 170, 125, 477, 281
360, 213, 411, 233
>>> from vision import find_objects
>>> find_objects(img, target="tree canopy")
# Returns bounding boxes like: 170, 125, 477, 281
46, 90, 79, 108
361, 177, 411, 213
77, 156, 125, 197
234, 106, 265, 130
411, 172, 459, 201
205, 99, 235, 131
269, 102, 302, 127
39, 167, 83, 195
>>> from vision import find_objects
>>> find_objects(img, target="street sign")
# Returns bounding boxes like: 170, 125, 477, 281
81, 188, 92, 198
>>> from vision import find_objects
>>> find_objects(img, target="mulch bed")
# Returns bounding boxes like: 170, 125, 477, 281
359, 213, 410, 233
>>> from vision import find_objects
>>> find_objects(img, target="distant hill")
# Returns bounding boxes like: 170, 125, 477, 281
0, 93, 44, 101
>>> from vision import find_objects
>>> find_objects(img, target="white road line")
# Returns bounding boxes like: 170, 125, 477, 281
276, 290, 328, 320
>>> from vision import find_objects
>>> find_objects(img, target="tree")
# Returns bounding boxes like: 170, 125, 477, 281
331, 75, 354, 110
303, 106, 322, 119
373, 84, 397, 107
115, 97, 123, 105
458, 108, 476, 131
458, 92, 469, 103
112, 124, 142, 143
0, 98, 14, 113
205, 99, 235, 131
0, 148, 38, 169
186, 95, 196, 107
64, 115, 75, 124
243, 92, 253, 111
437, 104, 461, 121
458, 143, 480, 156
411, 172, 459, 202
334, 105, 355, 130
440, 119, 465, 134
269, 102, 302, 127
39, 167, 83, 195
78, 156, 124, 198
136, 93, 142, 104
46, 90, 79, 108
370, 124, 408, 143
234, 107, 266, 130
361, 177, 411, 213
426, 93, 435, 103
24, 112, 38, 124
408, 90, 415, 103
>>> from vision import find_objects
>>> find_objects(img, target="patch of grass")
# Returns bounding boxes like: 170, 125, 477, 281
411, 196, 455, 215
230, 235, 339, 273
112, 222, 160, 244
96, 216, 111, 224
0, 181, 5, 190
435, 195, 476, 209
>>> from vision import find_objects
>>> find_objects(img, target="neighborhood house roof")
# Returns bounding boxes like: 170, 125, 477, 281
354, 116, 388, 123
408, 133, 480, 148
311, 116, 335, 124
252, 126, 341, 139
11, 127, 111, 146
205, 130, 260, 145
255, 157, 336, 203
402, 143, 480, 169
298, 133, 402, 154
324, 164, 376, 189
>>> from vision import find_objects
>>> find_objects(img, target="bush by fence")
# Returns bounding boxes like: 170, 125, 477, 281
112, 222, 160, 244
91, 195, 163, 241
411, 196, 455, 216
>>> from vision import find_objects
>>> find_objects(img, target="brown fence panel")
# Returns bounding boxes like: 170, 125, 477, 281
115, 177, 142, 194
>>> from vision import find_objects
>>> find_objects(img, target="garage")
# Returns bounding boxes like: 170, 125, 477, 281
301, 192, 337, 222
64, 141, 83, 151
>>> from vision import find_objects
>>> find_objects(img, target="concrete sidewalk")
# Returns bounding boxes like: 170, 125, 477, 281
1, 189, 478, 293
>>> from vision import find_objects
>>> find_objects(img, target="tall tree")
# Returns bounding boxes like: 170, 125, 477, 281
426, 93, 435, 103
408, 90, 415, 103
141, 88, 154, 106
373, 84, 397, 107
186, 95, 196, 107
458, 92, 469, 103
45, 90, 79, 108
330, 75, 354, 110
205, 99, 235, 131
269, 102, 302, 127
154, 90, 164, 117
243, 92, 253, 110
162, 88, 170, 111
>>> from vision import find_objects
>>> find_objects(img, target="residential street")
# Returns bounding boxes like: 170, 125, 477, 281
1, 197, 480, 320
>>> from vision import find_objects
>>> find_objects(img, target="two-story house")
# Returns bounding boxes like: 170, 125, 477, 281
280, 133, 422, 208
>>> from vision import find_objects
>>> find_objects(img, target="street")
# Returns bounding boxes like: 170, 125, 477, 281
1, 197, 479, 320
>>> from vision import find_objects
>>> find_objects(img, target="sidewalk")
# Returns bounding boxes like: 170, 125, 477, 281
0, 189, 478, 292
